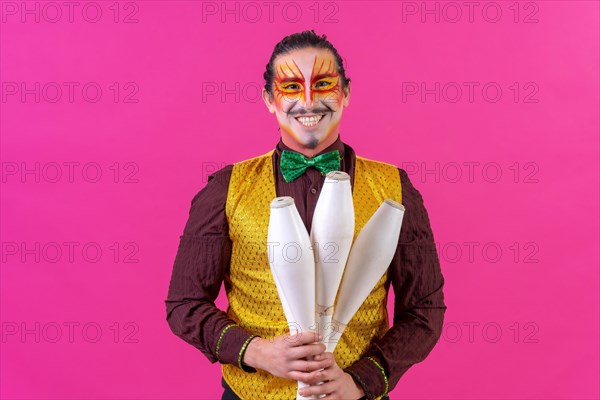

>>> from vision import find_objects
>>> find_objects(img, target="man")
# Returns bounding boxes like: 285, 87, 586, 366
166, 30, 447, 400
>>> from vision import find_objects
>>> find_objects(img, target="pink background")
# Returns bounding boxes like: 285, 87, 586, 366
1, 1, 599, 399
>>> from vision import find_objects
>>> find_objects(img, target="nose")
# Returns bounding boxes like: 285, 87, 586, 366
304, 85, 314, 108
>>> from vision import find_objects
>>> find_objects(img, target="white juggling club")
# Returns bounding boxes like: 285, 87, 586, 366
323, 199, 405, 353
310, 171, 355, 342
267, 196, 317, 400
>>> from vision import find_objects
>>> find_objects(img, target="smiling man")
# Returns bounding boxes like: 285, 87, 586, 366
166, 30, 447, 400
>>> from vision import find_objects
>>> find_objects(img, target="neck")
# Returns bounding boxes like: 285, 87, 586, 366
281, 132, 339, 158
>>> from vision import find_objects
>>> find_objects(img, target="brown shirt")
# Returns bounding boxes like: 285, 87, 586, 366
165, 135, 447, 399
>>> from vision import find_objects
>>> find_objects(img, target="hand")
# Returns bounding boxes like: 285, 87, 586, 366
242, 331, 331, 382
297, 352, 365, 399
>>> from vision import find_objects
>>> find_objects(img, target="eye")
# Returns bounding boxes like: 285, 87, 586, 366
314, 80, 334, 89
281, 83, 301, 91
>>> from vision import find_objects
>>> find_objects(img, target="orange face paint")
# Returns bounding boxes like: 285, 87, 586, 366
273, 55, 343, 109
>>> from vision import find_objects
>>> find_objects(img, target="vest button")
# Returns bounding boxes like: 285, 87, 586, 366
310, 188, 317, 194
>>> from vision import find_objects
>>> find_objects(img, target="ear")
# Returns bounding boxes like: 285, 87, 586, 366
262, 88, 277, 114
342, 81, 351, 107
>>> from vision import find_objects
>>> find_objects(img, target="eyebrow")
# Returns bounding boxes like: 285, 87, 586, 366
312, 73, 339, 81
276, 75, 304, 83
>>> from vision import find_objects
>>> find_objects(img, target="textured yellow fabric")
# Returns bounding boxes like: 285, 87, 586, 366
223, 150, 402, 400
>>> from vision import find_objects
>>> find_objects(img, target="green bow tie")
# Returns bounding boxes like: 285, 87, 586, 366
280, 149, 342, 183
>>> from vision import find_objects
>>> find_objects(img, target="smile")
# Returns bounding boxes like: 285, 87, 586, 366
295, 114, 325, 127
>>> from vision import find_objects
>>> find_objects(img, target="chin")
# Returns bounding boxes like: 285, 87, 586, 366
296, 131, 326, 149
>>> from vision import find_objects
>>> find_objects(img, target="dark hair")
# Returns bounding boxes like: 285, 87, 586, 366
263, 30, 351, 98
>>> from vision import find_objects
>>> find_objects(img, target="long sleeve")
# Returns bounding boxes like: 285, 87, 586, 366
165, 166, 258, 371
345, 168, 447, 399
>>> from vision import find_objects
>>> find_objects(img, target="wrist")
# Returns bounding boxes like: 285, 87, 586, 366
346, 372, 365, 397
242, 336, 263, 370
345, 368, 371, 399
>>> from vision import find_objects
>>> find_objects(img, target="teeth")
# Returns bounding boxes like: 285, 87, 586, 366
296, 115, 324, 127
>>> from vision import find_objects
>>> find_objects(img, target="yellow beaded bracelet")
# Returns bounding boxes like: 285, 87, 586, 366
366, 356, 389, 396
215, 323, 237, 360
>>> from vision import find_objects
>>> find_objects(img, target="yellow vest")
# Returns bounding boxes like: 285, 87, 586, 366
223, 149, 402, 400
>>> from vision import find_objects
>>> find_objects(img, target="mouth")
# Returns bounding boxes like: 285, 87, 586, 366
294, 114, 326, 128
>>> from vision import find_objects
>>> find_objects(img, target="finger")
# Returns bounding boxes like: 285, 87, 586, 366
298, 381, 336, 397
313, 358, 343, 385
313, 352, 334, 362
291, 358, 332, 373
285, 331, 322, 347
315, 364, 337, 382
289, 342, 326, 359
292, 368, 325, 385
288, 369, 323, 383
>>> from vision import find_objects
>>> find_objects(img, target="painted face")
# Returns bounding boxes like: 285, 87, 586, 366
264, 47, 350, 151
